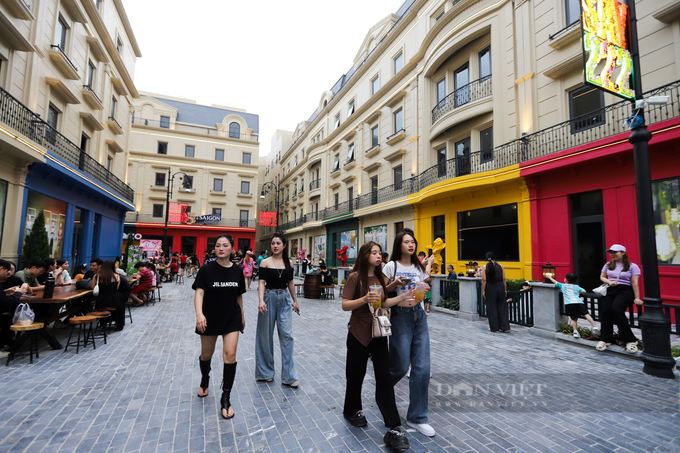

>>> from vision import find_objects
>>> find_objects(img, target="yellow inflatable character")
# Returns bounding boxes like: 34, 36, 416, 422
428, 238, 446, 274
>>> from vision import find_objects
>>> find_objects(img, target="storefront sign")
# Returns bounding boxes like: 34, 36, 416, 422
141, 239, 162, 253
259, 211, 277, 227
189, 214, 221, 225
168, 202, 188, 223
582, 0, 634, 100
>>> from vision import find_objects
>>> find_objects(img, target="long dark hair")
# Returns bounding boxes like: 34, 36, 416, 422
215, 234, 236, 261
350, 242, 388, 299
271, 231, 292, 270
607, 252, 631, 272
390, 229, 425, 273
485, 251, 497, 281
100, 259, 116, 284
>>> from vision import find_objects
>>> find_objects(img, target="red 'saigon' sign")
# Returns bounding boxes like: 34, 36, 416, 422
258, 211, 277, 227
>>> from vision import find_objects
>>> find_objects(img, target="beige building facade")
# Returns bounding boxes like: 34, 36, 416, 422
0, 0, 140, 264
126, 93, 260, 256
260, 0, 680, 277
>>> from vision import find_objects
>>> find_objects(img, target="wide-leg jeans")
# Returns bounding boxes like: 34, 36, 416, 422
255, 288, 299, 384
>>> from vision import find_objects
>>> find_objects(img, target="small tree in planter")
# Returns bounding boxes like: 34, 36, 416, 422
22, 211, 50, 265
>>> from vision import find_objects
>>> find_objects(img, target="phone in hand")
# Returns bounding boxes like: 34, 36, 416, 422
401, 278, 412, 286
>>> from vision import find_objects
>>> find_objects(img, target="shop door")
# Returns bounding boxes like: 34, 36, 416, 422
72, 208, 83, 265
571, 191, 605, 291
181, 236, 197, 255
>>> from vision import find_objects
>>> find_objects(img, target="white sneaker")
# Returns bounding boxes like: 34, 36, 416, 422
591, 326, 600, 336
573, 331, 580, 338
407, 421, 435, 437
0, 351, 9, 359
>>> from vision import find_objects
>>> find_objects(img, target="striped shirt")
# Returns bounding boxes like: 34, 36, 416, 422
556, 282, 585, 304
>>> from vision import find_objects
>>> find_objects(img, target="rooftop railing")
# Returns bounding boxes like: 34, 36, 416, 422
0, 85, 134, 202
132, 117, 259, 142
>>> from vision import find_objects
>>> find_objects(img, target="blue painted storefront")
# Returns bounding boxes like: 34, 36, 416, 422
19, 158, 134, 267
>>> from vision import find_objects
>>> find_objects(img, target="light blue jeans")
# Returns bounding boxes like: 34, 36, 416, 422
389, 304, 430, 424
255, 288, 299, 384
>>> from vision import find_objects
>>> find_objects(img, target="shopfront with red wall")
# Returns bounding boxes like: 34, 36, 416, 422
521, 117, 680, 304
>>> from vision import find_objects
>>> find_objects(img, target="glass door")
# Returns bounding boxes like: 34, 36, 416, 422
454, 63, 470, 107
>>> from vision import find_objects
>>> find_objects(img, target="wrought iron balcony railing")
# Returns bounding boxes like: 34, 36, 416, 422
82, 84, 102, 104
320, 199, 354, 220
0, 85, 134, 202
355, 177, 418, 210
125, 212, 257, 228
132, 117, 259, 142
432, 76, 492, 124
309, 179, 321, 191
50, 45, 78, 73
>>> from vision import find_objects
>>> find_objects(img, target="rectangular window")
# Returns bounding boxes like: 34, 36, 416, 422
241, 181, 250, 194
371, 125, 379, 147
480, 127, 493, 163
213, 179, 223, 191
334, 113, 340, 130
183, 175, 194, 189
80, 133, 88, 153
212, 208, 222, 216
116, 37, 123, 54
393, 109, 403, 133
652, 177, 680, 265
110, 97, 117, 119
479, 46, 491, 79
395, 221, 404, 234
455, 137, 471, 176
565, 0, 580, 25
394, 52, 404, 74
185, 205, 192, 213
569, 85, 605, 133
55, 17, 67, 49
106, 156, 112, 171
347, 143, 355, 163
436, 78, 446, 106
86, 62, 95, 87
157, 141, 168, 154
155, 172, 165, 186
437, 146, 447, 177
371, 176, 378, 205
152, 204, 164, 218
215, 149, 224, 161
160, 116, 170, 128
458, 203, 519, 261
332, 154, 340, 172
454, 63, 470, 107
185, 145, 195, 158
371, 75, 380, 95
393, 165, 403, 190
334, 193, 339, 209
242, 152, 251, 165
435, 9, 445, 21
348, 100, 355, 117
47, 105, 58, 144
239, 210, 249, 227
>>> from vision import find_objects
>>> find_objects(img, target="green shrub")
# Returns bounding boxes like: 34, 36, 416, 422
671, 346, 680, 358
341, 279, 346, 285
22, 211, 51, 265
333, 277, 338, 284
438, 297, 459, 311
506, 279, 528, 292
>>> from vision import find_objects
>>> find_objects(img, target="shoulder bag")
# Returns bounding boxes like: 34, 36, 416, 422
369, 303, 392, 338
592, 267, 622, 296
92, 275, 100, 296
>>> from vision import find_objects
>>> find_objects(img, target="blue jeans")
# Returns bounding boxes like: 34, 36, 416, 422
255, 289, 298, 384
389, 304, 430, 424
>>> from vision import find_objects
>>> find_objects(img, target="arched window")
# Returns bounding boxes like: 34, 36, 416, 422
229, 122, 240, 138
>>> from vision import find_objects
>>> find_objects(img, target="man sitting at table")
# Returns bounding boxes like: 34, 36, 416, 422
0, 259, 30, 355
37, 258, 57, 285
15, 260, 46, 290
83, 258, 102, 280
130, 262, 154, 307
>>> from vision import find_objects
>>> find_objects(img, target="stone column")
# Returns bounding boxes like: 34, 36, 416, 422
529, 282, 561, 339
429, 274, 446, 306
458, 277, 481, 321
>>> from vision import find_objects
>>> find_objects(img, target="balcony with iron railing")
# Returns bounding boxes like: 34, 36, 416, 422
0, 85, 134, 202
432, 76, 492, 124
279, 215, 306, 231
131, 117, 259, 142
320, 199, 354, 220
124, 212, 257, 228
48, 45, 79, 79
309, 179, 321, 191
355, 177, 419, 210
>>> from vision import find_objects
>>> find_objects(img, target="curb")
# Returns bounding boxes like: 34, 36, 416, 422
433, 307, 458, 317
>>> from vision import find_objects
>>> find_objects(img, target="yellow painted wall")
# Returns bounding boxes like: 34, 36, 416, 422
409, 168, 532, 281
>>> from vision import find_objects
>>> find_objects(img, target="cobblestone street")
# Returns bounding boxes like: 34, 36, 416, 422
0, 280, 677, 453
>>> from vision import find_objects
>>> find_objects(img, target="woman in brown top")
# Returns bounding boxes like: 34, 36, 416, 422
341, 241, 414, 451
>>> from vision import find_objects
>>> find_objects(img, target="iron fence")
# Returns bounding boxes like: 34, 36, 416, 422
132, 117, 259, 142
507, 289, 534, 327
432, 76, 492, 124
440, 279, 459, 299
0, 85, 134, 202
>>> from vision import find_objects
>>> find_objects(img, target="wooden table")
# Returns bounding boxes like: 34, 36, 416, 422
16, 286, 93, 350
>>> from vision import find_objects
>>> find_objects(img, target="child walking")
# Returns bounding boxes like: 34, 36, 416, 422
547, 273, 599, 338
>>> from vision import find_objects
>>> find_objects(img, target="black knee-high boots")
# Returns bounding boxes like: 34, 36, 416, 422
198, 357, 211, 397
221, 362, 237, 419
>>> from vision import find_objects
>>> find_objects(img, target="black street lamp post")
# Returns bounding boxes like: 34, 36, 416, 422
260, 181, 280, 231
163, 169, 191, 257
627, 0, 676, 379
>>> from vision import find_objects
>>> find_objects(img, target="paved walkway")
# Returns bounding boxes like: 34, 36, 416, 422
0, 280, 677, 453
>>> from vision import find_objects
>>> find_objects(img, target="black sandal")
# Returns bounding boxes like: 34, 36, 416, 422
198, 357, 211, 398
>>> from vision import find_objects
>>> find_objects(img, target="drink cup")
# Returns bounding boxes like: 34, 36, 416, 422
415, 282, 427, 302
371, 284, 382, 309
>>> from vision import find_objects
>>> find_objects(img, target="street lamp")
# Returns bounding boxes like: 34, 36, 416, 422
627, 1, 675, 378
260, 180, 280, 231
163, 169, 191, 257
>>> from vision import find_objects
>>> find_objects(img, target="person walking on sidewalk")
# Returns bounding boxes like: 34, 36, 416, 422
383, 229, 435, 438
255, 231, 300, 388
342, 241, 414, 450
481, 252, 510, 333
193, 234, 246, 420
596, 244, 643, 353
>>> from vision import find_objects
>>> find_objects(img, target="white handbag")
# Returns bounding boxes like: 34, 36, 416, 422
593, 268, 622, 296
93, 275, 100, 297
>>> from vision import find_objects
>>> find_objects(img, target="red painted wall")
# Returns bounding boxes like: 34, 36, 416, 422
523, 118, 680, 303
134, 224, 256, 258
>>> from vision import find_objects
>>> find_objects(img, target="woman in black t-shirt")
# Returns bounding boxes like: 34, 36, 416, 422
194, 234, 246, 420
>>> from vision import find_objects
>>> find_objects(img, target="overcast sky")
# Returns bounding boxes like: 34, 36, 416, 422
122, 0, 407, 157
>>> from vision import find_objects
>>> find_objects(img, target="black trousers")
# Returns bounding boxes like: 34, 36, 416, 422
344, 331, 400, 428
486, 282, 510, 332
599, 285, 637, 343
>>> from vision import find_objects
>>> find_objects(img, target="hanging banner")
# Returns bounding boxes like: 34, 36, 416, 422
168, 202, 188, 223
581, 0, 635, 100
259, 211, 277, 227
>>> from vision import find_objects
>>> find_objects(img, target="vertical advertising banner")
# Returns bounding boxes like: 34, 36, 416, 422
364, 225, 388, 252
314, 235, 326, 261
341, 230, 358, 259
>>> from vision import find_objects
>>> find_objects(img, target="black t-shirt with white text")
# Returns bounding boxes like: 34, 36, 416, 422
193, 261, 246, 335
